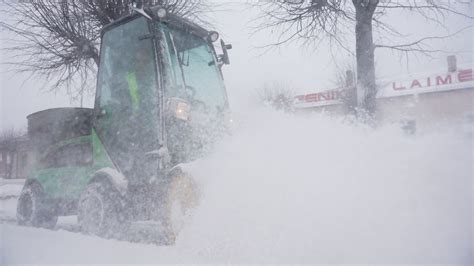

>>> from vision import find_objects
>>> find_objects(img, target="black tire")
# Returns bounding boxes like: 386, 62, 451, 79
16, 183, 58, 229
78, 182, 129, 238
161, 169, 199, 245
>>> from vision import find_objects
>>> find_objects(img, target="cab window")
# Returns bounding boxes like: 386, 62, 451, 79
41, 143, 92, 169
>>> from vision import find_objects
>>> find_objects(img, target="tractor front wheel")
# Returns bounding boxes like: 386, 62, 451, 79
161, 169, 199, 245
78, 182, 129, 238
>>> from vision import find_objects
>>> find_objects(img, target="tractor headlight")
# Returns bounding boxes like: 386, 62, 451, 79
168, 97, 190, 121
156, 8, 167, 18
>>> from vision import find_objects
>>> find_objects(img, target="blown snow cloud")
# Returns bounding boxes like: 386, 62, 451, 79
181, 108, 473, 264
2, 108, 473, 264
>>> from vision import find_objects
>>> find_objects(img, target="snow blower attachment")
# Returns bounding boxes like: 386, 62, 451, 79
17, 5, 231, 244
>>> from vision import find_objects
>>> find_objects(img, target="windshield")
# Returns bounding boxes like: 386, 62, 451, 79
159, 24, 227, 111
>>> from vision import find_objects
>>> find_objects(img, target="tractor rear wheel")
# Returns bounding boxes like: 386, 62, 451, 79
16, 183, 58, 229
78, 182, 129, 238
161, 169, 199, 245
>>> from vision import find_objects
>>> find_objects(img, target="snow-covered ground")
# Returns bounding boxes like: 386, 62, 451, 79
0, 178, 23, 224
1, 109, 473, 265
0, 178, 24, 199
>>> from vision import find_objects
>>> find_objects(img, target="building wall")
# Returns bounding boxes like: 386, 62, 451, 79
0, 140, 33, 179
294, 64, 473, 133
295, 87, 473, 133
376, 88, 474, 132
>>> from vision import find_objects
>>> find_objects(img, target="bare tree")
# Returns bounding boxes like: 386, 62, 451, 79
0, 0, 211, 99
252, 0, 473, 117
256, 82, 295, 112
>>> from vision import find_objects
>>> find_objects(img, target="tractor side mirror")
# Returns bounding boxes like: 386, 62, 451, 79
218, 39, 232, 67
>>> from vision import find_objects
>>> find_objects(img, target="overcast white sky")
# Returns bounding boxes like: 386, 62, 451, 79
1, 1, 473, 131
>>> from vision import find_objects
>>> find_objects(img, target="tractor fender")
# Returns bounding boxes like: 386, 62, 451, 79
89, 167, 129, 196
168, 164, 184, 178
23, 178, 42, 190
168, 164, 193, 178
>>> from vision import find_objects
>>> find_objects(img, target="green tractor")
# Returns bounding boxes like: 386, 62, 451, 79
16, 5, 232, 244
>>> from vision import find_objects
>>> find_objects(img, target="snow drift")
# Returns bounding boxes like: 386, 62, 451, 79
181, 108, 473, 264
2, 107, 473, 264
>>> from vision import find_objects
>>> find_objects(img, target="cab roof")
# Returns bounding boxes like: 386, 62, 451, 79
101, 6, 210, 40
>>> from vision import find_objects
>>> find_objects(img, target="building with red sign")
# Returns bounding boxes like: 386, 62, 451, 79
294, 58, 473, 132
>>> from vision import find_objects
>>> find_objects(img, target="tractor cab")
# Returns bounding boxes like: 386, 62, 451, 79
94, 7, 231, 183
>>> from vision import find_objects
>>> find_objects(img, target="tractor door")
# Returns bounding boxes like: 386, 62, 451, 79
94, 17, 161, 184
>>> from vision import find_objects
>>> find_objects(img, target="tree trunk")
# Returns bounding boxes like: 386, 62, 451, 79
354, 4, 376, 117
